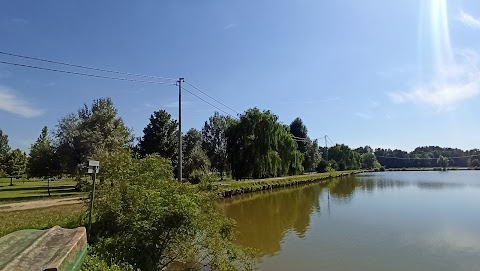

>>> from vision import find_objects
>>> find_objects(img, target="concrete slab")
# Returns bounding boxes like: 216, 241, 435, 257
0, 226, 87, 271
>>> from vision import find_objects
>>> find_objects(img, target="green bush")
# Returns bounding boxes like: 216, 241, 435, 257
379, 166, 385, 172
91, 149, 254, 271
316, 160, 329, 173
188, 167, 218, 185
470, 159, 480, 168
81, 255, 137, 271
328, 160, 339, 171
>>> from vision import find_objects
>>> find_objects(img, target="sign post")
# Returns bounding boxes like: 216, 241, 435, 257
87, 160, 100, 238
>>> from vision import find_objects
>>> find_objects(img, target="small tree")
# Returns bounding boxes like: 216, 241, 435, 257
0, 129, 11, 174
29, 126, 59, 178
437, 155, 449, 170
470, 159, 480, 168
4, 149, 27, 185
361, 152, 380, 169
202, 112, 230, 180
184, 145, 211, 181
55, 98, 132, 175
138, 110, 178, 166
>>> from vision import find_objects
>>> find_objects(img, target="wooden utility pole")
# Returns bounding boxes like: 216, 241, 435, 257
177, 78, 184, 182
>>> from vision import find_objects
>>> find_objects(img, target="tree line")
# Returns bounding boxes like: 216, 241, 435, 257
1, 97, 479, 181
373, 146, 480, 169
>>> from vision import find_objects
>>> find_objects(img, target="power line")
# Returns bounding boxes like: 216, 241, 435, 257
185, 81, 241, 115
0, 50, 177, 81
326, 136, 335, 146
183, 83, 314, 144
0, 60, 176, 85
181, 86, 237, 118
179, 87, 312, 143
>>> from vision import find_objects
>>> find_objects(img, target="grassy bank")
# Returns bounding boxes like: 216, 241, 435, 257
0, 178, 85, 203
217, 170, 364, 197
0, 204, 85, 237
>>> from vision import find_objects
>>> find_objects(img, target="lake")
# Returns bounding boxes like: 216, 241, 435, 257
221, 171, 480, 271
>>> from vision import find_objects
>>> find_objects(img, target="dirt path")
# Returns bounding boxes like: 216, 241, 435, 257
0, 197, 83, 212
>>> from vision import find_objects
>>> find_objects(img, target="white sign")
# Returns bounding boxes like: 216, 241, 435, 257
88, 167, 99, 174
88, 160, 100, 167
88, 160, 100, 174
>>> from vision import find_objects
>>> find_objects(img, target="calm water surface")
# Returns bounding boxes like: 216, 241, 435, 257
221, 171, 480, 271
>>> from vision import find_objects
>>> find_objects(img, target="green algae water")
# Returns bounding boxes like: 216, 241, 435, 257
221, 171, 480, 271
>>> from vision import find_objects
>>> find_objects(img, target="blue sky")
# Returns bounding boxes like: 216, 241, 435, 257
1, 0, 480, 152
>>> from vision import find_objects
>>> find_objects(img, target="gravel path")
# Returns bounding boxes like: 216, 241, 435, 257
0, 197, 83, 212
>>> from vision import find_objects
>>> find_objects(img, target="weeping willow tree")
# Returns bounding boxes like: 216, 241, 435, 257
226, 108, 303, 180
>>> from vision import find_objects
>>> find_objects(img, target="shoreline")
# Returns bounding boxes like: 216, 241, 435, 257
218, 170, 367, 198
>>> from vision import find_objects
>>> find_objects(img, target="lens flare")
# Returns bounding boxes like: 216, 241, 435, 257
430, 0, 454, 77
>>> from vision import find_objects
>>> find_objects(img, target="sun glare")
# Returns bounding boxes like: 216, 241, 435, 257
430, 0, 454, 75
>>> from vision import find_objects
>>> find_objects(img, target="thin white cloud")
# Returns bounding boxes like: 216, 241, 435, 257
458, 11, 480, 29
224, 24, 238, 30
304, 97, 340, 104
388, 49, 480, 110
144, 101, 192, 109
0, 85, 43, 118
144, 102, 155, 108
376, 65, 418, 78
164, 101, 191, 108
354, 112, 373, 120
10, 18, 28, 24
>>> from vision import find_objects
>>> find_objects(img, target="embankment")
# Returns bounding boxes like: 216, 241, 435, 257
219, 171, 366, 197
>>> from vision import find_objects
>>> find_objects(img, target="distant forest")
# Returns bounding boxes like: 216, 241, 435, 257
369, 146, 480, 168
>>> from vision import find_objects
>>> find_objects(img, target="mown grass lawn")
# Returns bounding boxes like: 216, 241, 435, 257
0, 204, 86, 237
0, 177, 85, 203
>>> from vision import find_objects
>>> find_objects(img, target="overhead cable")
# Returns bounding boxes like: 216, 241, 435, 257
0, 50, 177, 81
181, 86, 237, 118
185, 81, 241, 115
0, 60, 176, 85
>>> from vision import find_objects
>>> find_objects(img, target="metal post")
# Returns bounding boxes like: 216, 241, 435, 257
178, 78, 184, 182
87, 171, 96, 237
325, 135, 328, 160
